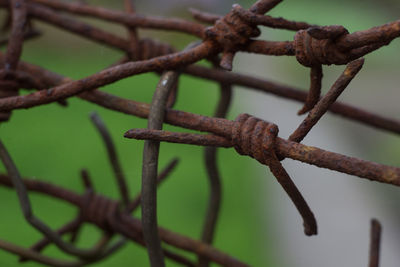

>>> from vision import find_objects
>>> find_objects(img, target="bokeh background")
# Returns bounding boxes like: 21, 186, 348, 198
0, 0, 399, 266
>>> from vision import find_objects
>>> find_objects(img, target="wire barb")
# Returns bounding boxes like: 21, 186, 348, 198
90, 111, 130, 206
368, 219, 382, 267
0, 140, 112, 259
232, 114, 317, 235
0, 0, 399, 265
290, 58, 365, 143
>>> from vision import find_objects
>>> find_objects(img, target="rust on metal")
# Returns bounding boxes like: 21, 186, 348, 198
199, 57, 233, 267
290, 58, 364, 143
0, 0, 399, 265
368, 219, 382, 267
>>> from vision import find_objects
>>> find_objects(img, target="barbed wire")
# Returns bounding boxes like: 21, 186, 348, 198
0, 0, 398, 266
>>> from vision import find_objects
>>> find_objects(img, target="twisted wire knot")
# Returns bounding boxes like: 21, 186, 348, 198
294, 26, 350, 67
81, 192, 120, 231
232, 113, 279, 166
204, 4, 260, 70
205, 4, 260, 52
232, 113, 318, 236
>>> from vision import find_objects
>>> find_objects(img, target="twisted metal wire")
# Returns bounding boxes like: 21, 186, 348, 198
0, 0, 398, 266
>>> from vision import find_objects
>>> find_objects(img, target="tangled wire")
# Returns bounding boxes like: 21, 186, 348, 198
0, 0, 399, 266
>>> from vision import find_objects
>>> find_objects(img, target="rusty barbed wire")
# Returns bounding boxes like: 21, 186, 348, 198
0, 154, 246, 266
369, 219, 382, 267
141, 70, 181, 267
198, 56, 233, 267
90, 112, 130, 207
0, 0, 399, 266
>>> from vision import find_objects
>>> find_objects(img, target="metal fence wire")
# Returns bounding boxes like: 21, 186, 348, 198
1, 0, 399, 266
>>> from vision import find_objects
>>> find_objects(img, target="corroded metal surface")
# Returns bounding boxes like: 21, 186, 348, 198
0, 0, 399, 266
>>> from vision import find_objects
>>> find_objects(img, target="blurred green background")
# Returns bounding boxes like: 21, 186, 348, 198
0, 0, 399, 266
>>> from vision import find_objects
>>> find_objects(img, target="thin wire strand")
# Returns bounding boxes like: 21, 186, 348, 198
289, 59, 364, 143
199, 59, 233, 267
368, 219, 382, 267
0, 140, 127, 260
90, 111, 130, 206
0, 140, 114, 259
127, 157, 179, 213
141, 71, 181, 267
